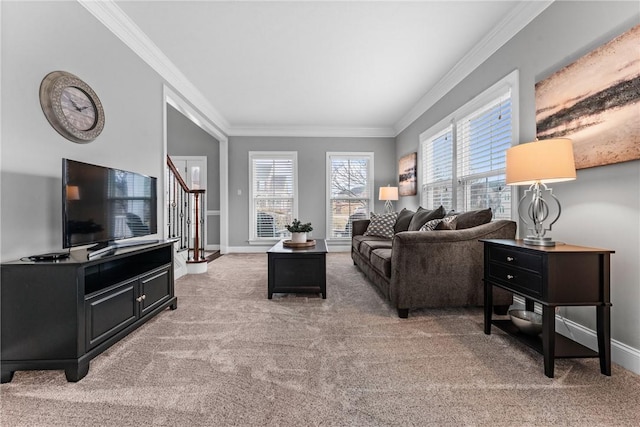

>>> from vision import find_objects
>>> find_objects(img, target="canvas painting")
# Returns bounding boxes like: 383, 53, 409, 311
535, 24, 640, 170
398, 152, 417, 196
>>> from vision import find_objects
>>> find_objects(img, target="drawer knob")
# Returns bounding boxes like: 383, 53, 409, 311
136, 296, 143, 302
507, 274, 515, 280
506, 256, 515, 262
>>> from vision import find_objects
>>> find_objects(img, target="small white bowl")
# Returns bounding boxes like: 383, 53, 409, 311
509, 309, 543, 335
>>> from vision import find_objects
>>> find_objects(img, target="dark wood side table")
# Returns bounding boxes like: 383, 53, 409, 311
267, 239, 328, 299
481, 239, 614, 378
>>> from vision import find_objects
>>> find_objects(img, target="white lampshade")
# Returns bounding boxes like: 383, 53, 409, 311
506, 138, 576, 186
379, 186, 398, 201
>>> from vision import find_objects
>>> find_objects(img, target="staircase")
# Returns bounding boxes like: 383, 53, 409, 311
166, 156, 208, 277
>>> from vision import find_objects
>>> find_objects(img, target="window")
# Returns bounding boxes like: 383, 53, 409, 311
326, 152, 374, 239
249, 152, 297, 241
420, 71, 518, 220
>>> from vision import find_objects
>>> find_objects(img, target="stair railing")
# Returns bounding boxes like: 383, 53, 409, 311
166, 156, 206, 264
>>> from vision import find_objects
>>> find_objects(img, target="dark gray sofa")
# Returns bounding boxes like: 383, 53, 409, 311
351, 218, 516, 318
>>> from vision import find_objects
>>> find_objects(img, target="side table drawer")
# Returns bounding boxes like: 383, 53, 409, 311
488, 263, 542, 297
489, 246, 542, 272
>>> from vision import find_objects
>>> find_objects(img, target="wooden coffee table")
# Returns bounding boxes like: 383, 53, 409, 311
267, 239, 328, 299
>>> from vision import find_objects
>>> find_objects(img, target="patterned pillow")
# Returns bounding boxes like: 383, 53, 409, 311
419, 218, 443, 231
419, 215, 458, 231
435, 215, 458, 230
364, 212, 399, 238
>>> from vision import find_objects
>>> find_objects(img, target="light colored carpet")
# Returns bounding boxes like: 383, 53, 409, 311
1, 253, 639, 426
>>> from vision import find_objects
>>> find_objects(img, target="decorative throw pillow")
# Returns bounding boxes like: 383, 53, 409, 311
407, 205, 446, 231
393, 208, 415, 234
435, 215, 458, 230
364, 211, 399, 238
419, 218, 444, 231
455, 208, 493, 230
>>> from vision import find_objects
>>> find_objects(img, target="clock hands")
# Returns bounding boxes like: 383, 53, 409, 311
68, 97, 81, 111
64, 93, 90, 112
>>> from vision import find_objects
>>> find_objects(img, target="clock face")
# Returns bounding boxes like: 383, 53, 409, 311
40, 71, 105, 143
60, 87, 97, 131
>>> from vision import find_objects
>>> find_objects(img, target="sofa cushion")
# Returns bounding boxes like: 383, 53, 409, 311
407, 206, 446, 231
364, 211, 398, 238
370, 248, 392, 278
393, 208, 415, 233
360, 239, 393, 260
455, 208, 492, 229
352, 235, 388, 252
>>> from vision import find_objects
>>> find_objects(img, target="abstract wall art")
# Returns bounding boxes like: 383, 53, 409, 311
398, 152, 417, 196
535, 24, 640, 170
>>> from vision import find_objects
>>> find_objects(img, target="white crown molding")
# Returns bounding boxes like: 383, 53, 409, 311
78, 0, 231, 135
81, 0, 553, 139
393, 0, 554, 136
228, 126, 396, 138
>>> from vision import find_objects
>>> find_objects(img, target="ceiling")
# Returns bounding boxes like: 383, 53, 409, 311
105, 1, 551, 137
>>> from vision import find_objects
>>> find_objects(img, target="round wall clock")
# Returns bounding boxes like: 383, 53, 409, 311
39, 71, 105, 143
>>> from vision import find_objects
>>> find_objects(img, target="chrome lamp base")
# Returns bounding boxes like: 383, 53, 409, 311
384, 200, 394, 214
518, 181, 562, 247
523, 236, 556, 247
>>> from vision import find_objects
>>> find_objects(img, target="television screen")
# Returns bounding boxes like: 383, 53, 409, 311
62, 159, 157, 249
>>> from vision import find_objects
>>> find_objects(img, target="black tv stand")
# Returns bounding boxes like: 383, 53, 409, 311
1, 242, 177, 383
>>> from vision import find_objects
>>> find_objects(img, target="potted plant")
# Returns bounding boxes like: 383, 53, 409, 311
286, 218, 313, 243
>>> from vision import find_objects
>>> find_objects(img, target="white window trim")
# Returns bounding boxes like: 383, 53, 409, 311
248, 151, 298, 244
325, 152, 374, 241
419, 70, 519, 219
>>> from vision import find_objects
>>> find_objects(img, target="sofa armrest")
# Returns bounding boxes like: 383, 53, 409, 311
388, 220, 517, 308
351, 219, 370, 237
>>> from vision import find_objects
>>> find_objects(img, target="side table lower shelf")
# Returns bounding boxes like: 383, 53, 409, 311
492, 319, 599, 359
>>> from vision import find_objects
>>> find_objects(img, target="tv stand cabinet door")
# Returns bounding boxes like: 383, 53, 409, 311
140, 266, 173, 317
1, 265, 80, 361
85, 278, 138, 351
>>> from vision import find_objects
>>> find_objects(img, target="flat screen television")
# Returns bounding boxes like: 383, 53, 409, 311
62, 159, 158, 250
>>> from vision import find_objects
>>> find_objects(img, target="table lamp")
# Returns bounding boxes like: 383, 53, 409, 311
506, 138, 576, 246
379, 185, 399, 214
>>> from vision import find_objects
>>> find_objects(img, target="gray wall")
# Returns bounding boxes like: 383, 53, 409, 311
396, 1, 640, 350
1, 1, 167, 262
167, 104, 220, 245
228, 136, 396, 248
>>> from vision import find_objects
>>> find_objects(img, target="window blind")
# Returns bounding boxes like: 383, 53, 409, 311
250, 153, 297, 240
419, 75, 515, 220
327, 154, 372, 239
456, 91, 512, 219
421, 127, 453, 210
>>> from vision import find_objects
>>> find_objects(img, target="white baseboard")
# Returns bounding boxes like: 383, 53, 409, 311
554, 315, 640, 375
512, 296, 639, 375
325, 243, 351, 252
227, 246, 270, 253
227, 243, 352, 253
